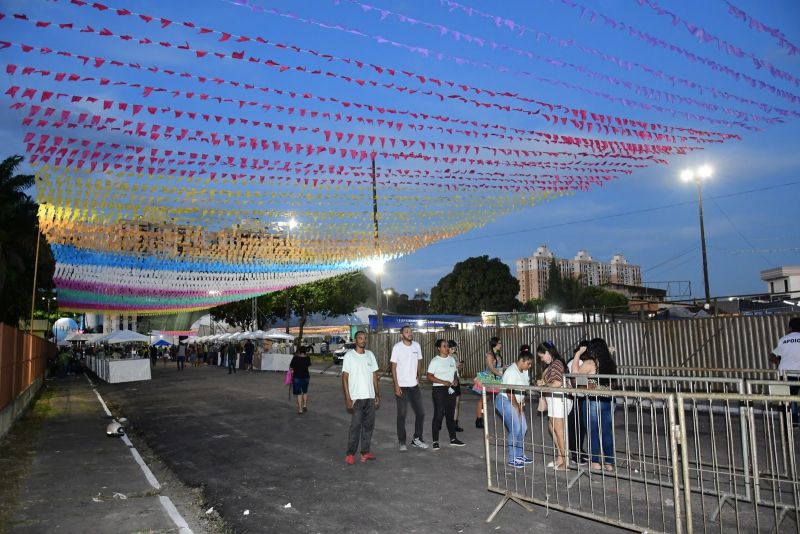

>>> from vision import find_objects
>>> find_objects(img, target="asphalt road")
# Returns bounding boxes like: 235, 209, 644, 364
97, 363, 626, 534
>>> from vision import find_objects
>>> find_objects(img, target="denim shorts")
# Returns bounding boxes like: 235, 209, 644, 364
292, 377, 310, 395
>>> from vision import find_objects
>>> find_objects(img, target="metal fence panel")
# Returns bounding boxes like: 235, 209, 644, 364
480, 383, 800, 533
0, 323, 54, 411
677, 392, 800, 534
367, 315, 797, 380
483, 384, 684, 533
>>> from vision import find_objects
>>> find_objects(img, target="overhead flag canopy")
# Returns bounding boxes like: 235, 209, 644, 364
0, 0, 796, 313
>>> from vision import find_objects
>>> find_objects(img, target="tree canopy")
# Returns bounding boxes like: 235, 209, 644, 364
0, 155, 55, 326
211, 271, 372, 341
429, 255, 520, 314
384, 289, 430, 315
543, 258, 584, 310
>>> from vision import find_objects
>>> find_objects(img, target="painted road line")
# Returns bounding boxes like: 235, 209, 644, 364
159, 496, 194, 534
85, 374, 193, 533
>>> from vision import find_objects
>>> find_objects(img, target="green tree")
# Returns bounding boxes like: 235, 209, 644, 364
0, 155, 55, 326
580, 286, 629, 320
211, 272, 372, 343
384, 289, 430, 315
543, 259, 583, 310
429, 255, 520, 314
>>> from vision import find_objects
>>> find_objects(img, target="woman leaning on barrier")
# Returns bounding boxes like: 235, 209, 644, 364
572, 338, 617, 473
472, 337, 505, 429
536, 341, 573, 470
494, 351, 535, 469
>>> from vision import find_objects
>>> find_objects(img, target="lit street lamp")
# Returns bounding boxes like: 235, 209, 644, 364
383, 289, 393, 312
680, 165, 713, 306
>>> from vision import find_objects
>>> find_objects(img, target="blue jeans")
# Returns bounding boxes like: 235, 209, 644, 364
588, 396, 615, 465
495, 394, 527, 461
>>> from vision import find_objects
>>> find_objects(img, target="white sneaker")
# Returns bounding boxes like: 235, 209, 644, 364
399, 443, 408, 452
411, 437, 429, 449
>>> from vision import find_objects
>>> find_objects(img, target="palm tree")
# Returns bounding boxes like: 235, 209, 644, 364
0, 155, 53, 325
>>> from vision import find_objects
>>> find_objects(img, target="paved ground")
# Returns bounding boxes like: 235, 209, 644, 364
89, 363, 626, 534
2, 374, 212, 534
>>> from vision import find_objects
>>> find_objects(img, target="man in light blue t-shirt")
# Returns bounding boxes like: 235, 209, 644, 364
342, 331, 380, 465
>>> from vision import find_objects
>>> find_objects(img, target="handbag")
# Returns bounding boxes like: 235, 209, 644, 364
537, 396, 548, 412
284, 369, 293, 385
472, 371, 503, 394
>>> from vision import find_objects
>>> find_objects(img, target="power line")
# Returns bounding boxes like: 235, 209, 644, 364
643, 246, 698, 273
435, 180, 800, 245
708, 196, 772, 266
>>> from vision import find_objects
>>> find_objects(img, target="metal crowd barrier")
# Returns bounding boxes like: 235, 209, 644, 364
482, 384, 800, 533
564, 373, 744, 395
617, 366, 781, 382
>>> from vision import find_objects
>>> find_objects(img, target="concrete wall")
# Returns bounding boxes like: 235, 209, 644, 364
0, 376, 43, 441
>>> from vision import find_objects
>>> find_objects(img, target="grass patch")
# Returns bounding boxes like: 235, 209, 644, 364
0, 385, 53, 533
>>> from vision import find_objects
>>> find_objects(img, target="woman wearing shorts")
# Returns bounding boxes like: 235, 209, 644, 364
290, 347, 311, 414
536, 341, 572, 470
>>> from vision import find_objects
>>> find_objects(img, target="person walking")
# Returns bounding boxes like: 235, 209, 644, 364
771, 317, 800, 427
342, 331, 380, 465
244, 339, 255, 371
427, 339, 465, 450
176, 342, 186, 372
149, 345, 158, 368
391, 325, 428, 451
472, 337, 504, 428
290, 346, 311, 414
495, 351, 535, 469
227, 342, 238, 374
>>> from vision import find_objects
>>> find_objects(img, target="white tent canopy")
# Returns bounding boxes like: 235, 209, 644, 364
104, 329, 151, 344
264, 328, 295, 341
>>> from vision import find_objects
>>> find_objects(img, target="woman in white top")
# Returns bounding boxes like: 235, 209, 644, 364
494, 351, 535, 469
427, 339, 466, 450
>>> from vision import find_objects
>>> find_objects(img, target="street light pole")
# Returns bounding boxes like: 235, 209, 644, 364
681, 165, 713, 306
695, 180, 711, 306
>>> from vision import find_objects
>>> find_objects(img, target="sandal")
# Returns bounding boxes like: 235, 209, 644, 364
590, 463, 603, 471
604, 464, 616, 473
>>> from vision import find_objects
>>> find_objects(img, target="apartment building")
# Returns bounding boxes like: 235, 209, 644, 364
516, 245, 641, 302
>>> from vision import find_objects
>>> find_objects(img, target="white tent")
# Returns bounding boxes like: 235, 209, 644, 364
264, 328, 295, 341
104, 330, 151, 344
65, 331, 90, 342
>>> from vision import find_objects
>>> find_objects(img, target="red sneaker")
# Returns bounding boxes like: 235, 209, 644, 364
360, 452, 376, 462
345, 454, 355, 465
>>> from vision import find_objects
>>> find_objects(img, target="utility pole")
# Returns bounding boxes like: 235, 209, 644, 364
371, 157, 383, 333
28, 226, 41, 337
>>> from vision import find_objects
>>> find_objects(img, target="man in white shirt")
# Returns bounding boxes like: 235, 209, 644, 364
771, 317, 800, 427
342, 331, 380, 465
391, 325, 428, 451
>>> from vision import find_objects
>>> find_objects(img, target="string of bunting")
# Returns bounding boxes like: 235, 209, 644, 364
0, 0, 790, 314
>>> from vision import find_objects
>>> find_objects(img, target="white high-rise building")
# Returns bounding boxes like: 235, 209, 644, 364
516, 245, 641, 302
